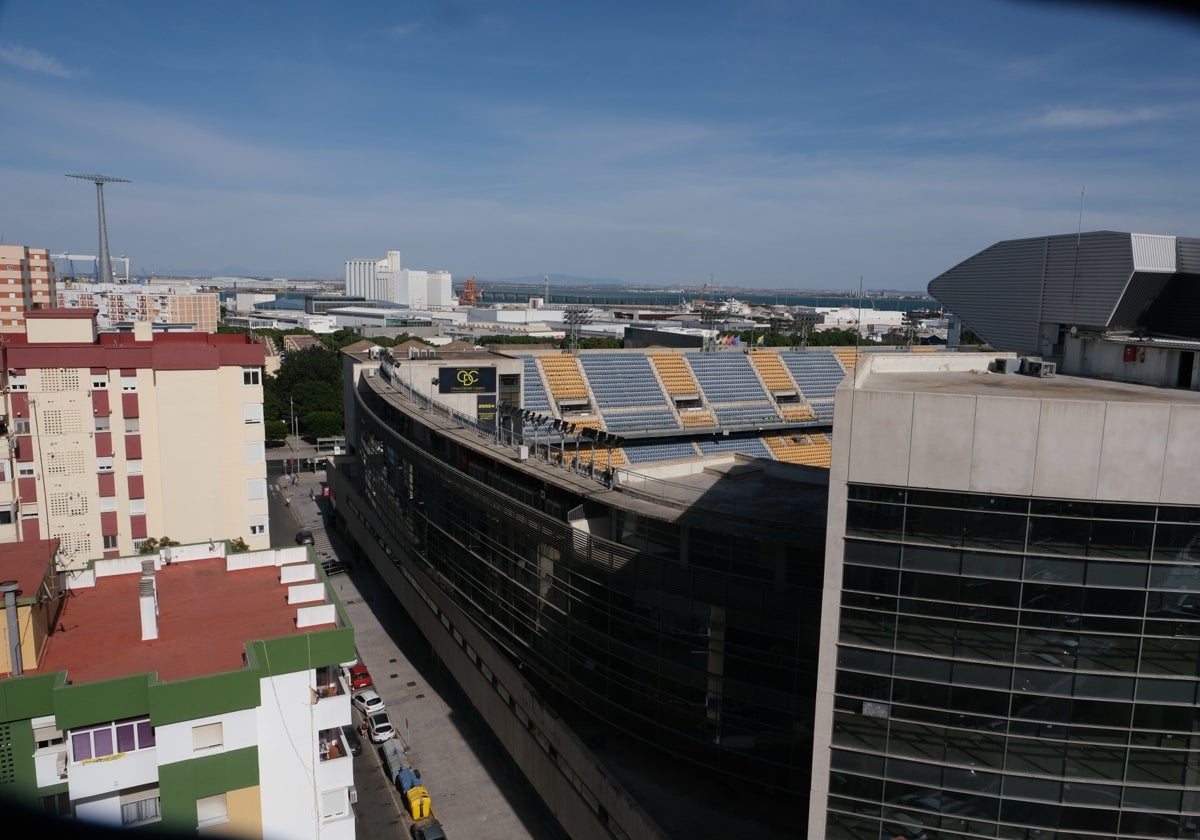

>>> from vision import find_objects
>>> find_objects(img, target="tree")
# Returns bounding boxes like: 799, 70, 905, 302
265, 419, 289, 442
303, 411, 343, 438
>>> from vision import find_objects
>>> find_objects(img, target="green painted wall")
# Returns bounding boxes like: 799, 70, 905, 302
0, 672, 62, 722
245, 625, 355, 677
158, 746, 258, 832
150, 669, 260, 727
0, 718, 36, 803
54, 674, 151, 730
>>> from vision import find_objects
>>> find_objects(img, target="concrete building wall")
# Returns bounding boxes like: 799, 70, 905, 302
0, 245, 56, 334
256, 669, 353, 840
810, 351, 1200, 837
149, 365, 269, 550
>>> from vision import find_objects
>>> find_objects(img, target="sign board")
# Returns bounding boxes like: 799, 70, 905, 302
438, 367, 496, 394
476, 395, 497, 426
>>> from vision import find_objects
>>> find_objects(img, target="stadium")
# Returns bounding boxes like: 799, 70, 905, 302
329, 230, 1200, 840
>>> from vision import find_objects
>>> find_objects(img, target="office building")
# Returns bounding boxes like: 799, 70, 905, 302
811, 231, 1200, 839
0, 537, 357, 838
0, 309, 269, 565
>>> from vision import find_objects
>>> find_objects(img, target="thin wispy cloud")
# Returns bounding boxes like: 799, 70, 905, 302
1, 1, 1197, 287
388, 22, 422, 40
1028, 105, 1166, 129
0, 44, 75, 78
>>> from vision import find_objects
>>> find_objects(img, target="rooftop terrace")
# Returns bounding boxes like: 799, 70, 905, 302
6, 548, 336, 685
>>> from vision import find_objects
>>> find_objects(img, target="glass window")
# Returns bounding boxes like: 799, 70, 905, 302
94, 415, 111, 432
844, 540, 900, 568
904, 505, 965, 547
846, 501, 905, 540
962, 509, 1028, 551
92, 728, 113, 758
1153, 523, 1200, 562
1086, 560, 1147, 587
242, 367, 261, 386
71, 732, 92, 761
901, 546, 960, 574
1028, 516, 1091, 556
1003, 736, 1066, 776
1088, 520, 1152, 559
961, 550, 1022, 580
116, 722, 136, 752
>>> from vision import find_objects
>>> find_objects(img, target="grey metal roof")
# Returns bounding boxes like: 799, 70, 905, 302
928, 231, 1200, 353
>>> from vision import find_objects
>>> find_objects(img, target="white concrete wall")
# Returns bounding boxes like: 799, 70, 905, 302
68, 746, 159, 801
156, 708, 259, 765
256, 669, 325, 840
74, 792, 123, 826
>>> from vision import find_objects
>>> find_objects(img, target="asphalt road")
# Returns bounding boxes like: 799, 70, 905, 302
265, 448, 561, 840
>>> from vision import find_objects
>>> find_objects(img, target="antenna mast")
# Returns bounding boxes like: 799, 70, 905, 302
66, 174, 130, 285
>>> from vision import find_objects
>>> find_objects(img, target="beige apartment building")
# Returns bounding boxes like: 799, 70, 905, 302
0, 245, 57, 334
58, 281, 220, 333
0, 309, 269, 567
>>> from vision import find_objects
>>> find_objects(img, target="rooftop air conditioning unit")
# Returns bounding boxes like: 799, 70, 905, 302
1021, 359, 1057, 378
993, 358, 1021, 374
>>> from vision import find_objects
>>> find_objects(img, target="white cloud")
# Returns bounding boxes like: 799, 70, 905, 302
0, 44, 75, 78
1027, 106, 1166, 130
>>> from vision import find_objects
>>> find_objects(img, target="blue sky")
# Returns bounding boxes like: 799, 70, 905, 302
1, 1, 1198, 290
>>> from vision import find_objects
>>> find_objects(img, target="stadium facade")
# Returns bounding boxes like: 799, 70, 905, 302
812, 232, 1200, 839
333, 342, 867, 837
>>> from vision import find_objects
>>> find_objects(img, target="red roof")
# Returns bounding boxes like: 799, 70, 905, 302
23, 557, 329, 685
0, 539, 58, 602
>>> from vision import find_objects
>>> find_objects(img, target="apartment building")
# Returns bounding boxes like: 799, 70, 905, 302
58, 281, 220, 333
0, 537, 357, 839
0, 308, 269, 566
0, 244, 57, 335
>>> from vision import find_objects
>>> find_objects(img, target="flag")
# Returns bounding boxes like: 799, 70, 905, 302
756, 334, 765, 346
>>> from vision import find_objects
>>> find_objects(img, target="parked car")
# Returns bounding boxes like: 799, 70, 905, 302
352, 689, 385, 715
348, 663, 373, 690
410, 818, 447, 840
367, 711, 396, 743
340, 724, 362, 757
296, 530, 315, 545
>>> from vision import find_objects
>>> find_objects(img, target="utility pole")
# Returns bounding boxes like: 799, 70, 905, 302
66, 174, 130, 285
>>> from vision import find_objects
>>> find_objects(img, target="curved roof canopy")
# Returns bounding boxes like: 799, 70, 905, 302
928, 231, 1200, 353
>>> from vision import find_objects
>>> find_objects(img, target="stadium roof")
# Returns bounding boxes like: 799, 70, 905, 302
928, 231, 1200, 353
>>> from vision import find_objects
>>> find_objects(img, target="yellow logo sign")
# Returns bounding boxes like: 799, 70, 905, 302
456, 369, 480, 388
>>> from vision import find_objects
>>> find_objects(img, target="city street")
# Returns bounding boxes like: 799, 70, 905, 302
265, 444, 560, 840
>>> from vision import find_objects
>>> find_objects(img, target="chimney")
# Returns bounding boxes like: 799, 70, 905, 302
139, 559, 158, 641
2, 580, 22, 675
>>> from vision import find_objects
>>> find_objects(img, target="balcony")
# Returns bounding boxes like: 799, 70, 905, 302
317, 728, 354, 791
313, 665, 351, 731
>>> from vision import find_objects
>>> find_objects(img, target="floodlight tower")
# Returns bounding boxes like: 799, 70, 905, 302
66, 174, 130, 285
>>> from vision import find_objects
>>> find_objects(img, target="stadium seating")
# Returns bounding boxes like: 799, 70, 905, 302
540, 354, 590, 400
579, 353, 673, 410
624, 441, 701, 464
647, 352, 701, 395
764, 432, 833, 467
778, 349, 845, 401
697, 437, 772, 459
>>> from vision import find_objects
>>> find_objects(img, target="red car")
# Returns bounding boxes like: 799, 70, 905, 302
349, 663, 373, 690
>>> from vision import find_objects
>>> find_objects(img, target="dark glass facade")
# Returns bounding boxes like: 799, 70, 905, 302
829, 484, 1200, 839
353, 378, 826, 804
